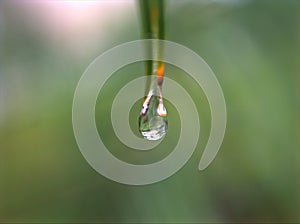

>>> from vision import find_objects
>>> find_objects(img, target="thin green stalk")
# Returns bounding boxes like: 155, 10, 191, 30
139, 0, 166, 96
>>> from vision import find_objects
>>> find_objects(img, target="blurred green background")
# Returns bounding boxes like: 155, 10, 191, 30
0, 0, 299, 223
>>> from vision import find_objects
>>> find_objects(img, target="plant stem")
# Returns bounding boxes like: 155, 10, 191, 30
139, 0, 166, 96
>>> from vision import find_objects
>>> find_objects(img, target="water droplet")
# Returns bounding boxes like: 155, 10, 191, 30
139, 87, 168, 141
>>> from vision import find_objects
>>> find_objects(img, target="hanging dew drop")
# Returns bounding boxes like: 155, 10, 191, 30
139, 87, 168, 140
139, 62, 168, 140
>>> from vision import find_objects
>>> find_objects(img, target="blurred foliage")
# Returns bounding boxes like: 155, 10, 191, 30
0, 0, 299, 223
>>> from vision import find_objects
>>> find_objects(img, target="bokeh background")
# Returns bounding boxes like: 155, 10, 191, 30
0, 0, 299, 223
